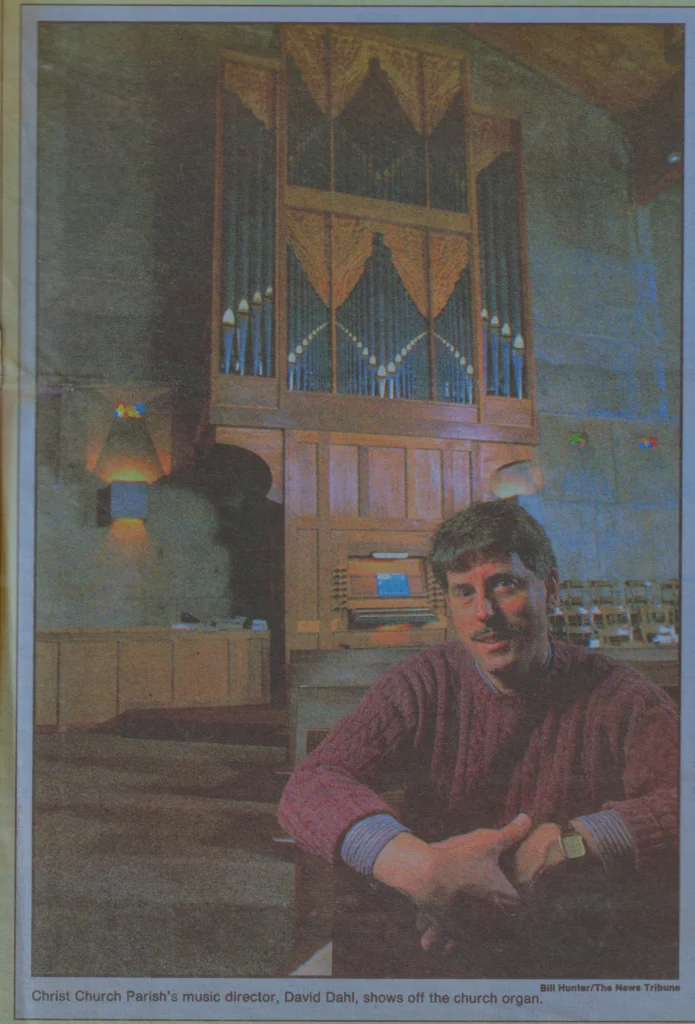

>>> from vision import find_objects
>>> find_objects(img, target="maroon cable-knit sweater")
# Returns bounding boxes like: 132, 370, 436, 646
278, 641, 678, 874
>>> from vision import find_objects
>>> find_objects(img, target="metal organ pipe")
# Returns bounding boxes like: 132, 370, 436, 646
334, 236, 431, 400
237, 298, 250, 377
504, 154, 525, 399
477, 154, 524, 399
263, 285, 273, 377
496, 161, 513, 397
221, 98, 275, 379
513, 333, 525, 400
286, 247, 331, 393
433, 268, 474, 406
222, 307, 235, 375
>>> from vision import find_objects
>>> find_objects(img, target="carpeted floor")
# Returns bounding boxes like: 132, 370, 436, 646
32, 732, 296, 978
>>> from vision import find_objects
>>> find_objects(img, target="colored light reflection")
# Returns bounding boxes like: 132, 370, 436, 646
95, 418, 164, 484
110, 518, 149, 544
103, 463, 153, 484
115, 402, 146, 418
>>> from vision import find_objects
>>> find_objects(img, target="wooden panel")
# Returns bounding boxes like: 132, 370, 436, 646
38, 627, 177, 642
329, 444, 359, 516
296, 620, 321, 633
281, 391, 481, 435
35, 629, 270, 725
290, 530, 320, 621
358, 447, 371, 517
367, 447, 406, 519
208, 395, 542, 447
445, 449, 472, 516
469, 110, 514, 176
343, 530, 432, 557
332, 629, 447, 648
35, 641, 58, 727
173, 637, 229, 706
287, 441, 318, 516
484, 397, 534, 427
228, 635, 269, 705
288, 635, 321, 652
118, 640, 173, 712
221, 49, 282, 72
212, 375, 279, 410
244, 635, 271, 705
326, 517, 445, 532
331, 431, 454, 450
59, 641, 118, 728
286, 184, 472, 235
407, 448, 443, 522
215, 427, 284, 503
466, 24, 679, 118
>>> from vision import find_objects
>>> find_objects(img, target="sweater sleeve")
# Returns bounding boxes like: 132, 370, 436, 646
599, 679, 679, 874
278, 665, 425, 863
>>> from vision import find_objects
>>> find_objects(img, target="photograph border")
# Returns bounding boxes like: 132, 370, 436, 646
3, 3, 693, 1021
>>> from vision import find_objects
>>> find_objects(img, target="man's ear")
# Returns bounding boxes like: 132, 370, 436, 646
545, 569, 560, 611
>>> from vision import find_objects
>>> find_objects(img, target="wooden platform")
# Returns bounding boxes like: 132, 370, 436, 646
59, 703, 289, 749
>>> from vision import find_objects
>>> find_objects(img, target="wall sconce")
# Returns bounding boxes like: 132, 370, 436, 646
96, 481, 150, 526
490, 455, 544, 499
95, 404, 164, 525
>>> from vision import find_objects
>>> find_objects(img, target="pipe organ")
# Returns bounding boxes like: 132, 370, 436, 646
208, 28, 540, 678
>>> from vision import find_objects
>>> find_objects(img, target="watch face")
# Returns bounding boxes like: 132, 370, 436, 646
561, 832, 586, 860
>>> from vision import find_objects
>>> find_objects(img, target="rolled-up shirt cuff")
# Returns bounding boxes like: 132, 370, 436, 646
573, 809, 634, 874
340, 814, 411, 876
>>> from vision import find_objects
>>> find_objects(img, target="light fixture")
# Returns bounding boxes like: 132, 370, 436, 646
490, 458, 544, 499
95, 414, 163, 485
96, 481, 150, 525
95, 404, 164, 525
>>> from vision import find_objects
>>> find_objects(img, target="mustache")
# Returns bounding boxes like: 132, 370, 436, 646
470, 625, 524, 642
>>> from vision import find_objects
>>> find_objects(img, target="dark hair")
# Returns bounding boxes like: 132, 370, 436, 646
429, 501, 557, 591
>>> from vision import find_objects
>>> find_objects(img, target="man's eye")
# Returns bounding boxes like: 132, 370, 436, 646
494, 578, 519, 592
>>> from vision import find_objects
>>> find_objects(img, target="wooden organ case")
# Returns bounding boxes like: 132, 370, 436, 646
206, 27, 540, 678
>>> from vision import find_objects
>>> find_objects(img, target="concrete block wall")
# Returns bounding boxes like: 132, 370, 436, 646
521, 183, 681, 582
35, 467, 233, 628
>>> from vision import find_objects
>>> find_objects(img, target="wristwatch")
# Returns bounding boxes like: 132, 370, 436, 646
559, 825, 587, 863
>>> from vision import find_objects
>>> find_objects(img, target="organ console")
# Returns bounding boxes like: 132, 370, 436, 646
205, 26, 541, 688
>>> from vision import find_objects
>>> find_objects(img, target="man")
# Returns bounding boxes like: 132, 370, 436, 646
278, 502, 678, 977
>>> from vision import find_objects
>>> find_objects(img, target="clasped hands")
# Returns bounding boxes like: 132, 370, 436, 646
373, 813, 567, 954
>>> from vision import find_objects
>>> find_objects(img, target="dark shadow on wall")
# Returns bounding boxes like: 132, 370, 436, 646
187, 443, 285, 706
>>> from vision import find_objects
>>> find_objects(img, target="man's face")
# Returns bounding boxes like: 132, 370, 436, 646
446, 552, 558, 690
